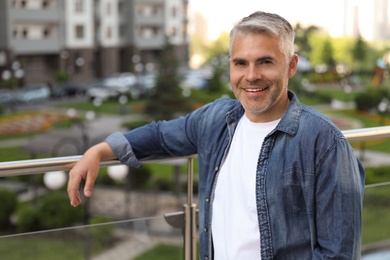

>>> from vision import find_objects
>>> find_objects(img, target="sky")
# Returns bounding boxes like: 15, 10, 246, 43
188, 0, 384, 41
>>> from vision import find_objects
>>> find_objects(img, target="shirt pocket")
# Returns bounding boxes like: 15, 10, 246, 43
283, 167, 315, 215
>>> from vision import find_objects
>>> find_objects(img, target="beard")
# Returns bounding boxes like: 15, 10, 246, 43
234, 79, 286, 115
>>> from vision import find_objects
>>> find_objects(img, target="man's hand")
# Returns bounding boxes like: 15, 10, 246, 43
67, 142, 116, 207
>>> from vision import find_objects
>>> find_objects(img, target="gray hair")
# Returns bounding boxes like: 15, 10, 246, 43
230, 11, 295, 62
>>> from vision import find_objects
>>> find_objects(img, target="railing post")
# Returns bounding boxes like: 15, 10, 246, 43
184, 157, 197, 260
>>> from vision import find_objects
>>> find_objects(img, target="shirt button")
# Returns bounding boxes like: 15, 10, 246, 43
205, 257, 209, 260
205, 198, 209, 202
214, 166, 219, 171
204, 227, 208, 232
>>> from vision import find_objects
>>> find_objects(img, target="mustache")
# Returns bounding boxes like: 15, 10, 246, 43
238, 79, 273, 89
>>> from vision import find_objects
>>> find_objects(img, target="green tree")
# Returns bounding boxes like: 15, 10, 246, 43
144, 39, 191, 120
294, 23, 318, 58
351, 34, 368, 73
321, 38, 336, 68
309, 33, 336, 67
204, 32, 230, 62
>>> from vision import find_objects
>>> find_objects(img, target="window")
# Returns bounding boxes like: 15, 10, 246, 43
22, 29, 28, 38
106, 26, 112, 39
75, 25, 84, 39
119, 25, 126, 37
170, 27, 177, 37
75, 0, 84, 13
106, 2, 111, 15
43, 28, 50, 38
171, 7, 177, 17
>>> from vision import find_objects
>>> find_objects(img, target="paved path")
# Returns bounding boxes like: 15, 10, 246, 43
91, 229, 182, 260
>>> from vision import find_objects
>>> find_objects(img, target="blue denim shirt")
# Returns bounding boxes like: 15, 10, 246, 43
105, 91, 365, 260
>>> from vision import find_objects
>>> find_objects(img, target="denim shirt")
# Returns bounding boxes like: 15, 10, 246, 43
105, 91, 365, 260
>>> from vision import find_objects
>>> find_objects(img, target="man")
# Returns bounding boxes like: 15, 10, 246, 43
68, 11, 365, 259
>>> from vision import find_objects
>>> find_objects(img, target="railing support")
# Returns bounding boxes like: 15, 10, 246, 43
184, 157, 197, 260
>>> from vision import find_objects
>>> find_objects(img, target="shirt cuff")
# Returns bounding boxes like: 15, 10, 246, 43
104, 131, 143, 167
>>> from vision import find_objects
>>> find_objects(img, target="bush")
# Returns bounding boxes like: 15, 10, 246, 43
0, 188, 17, 228
132, 166, 153, 189
17, 191, 84, 232
122, 119, 152, 131
17, 206, 42, 232
365, 166, 390, 185
354, 87, 389, 111
88, 215, 115, 246
39, 191, 84, 229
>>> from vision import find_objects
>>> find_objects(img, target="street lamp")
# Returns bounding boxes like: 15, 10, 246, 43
107, 164, 131, 219
107, 165, 129, 181
43, 170, 67, 190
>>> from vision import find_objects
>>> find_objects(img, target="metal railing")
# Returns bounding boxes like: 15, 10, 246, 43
1, 126, 390, 260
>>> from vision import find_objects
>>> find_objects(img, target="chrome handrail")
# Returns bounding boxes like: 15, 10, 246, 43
342, 126, 390, 142
1, 126, 390, 177
1, 126, 390, 260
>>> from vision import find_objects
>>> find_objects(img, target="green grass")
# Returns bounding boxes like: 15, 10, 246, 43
363, 185, 390, 245
55, 99, 146, 115
0, 234, 103, 260
134, 244, 183, 260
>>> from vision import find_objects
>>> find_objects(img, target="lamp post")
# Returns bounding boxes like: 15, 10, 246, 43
107, 165, 130, 218
43, 171, 67, 190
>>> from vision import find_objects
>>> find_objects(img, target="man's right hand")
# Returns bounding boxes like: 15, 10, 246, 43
67, 142, 116, 207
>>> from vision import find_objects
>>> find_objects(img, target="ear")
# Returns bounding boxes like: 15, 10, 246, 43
288, 54, 299, 78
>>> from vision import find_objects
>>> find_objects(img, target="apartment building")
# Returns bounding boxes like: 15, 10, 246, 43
0, 0, 189, 86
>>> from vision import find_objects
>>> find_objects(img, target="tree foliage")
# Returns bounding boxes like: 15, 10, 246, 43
294, 23, 318, 58
144, 39, 191, 120
351, 34, 368, 72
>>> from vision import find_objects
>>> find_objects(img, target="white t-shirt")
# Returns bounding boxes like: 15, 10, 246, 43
212, 114, 280, 260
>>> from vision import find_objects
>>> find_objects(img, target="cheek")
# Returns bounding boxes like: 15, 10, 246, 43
229, 70, 241, 86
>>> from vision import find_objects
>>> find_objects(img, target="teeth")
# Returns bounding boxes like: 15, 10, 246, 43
246, 88, 266, 92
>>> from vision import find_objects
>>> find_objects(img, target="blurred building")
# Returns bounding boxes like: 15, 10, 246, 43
0, 0, 189, 86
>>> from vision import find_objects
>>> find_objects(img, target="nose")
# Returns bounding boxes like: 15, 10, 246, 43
246, 64, 261, 82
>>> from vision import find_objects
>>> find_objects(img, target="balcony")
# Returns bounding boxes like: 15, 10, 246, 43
1, 126, 390, 259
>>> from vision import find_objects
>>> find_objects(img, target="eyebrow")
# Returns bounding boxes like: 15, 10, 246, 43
231, 55, 274, 63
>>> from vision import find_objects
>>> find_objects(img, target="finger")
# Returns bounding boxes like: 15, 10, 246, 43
71, 191, 81, 207
83, 171, 97, 197
67, 170, 83, 206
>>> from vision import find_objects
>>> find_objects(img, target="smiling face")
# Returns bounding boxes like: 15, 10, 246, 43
230, 32, 298, 122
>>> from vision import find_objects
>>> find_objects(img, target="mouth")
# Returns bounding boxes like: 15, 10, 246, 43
243, 87, 269, 92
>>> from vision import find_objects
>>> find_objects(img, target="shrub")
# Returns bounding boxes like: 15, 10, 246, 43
17, 206, 42, 232
0, 188, 17, 228
88, 215, 115, 246
39, 191, 84, 229
132, 166, 152, 189
354, 87, 389, 111
365, 166, 390, 185
17, 191, 84, 232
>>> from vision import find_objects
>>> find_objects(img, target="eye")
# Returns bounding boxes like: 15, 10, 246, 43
259, 59, 273, 65
233, 60, 246, 67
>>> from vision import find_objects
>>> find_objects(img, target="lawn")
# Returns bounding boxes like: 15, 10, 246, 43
0, 234, 99, 260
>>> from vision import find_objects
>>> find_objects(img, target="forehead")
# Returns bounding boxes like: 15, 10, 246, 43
231, 33, 283, 59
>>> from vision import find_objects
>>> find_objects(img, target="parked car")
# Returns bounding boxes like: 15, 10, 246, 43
103, 72, 137, 92
51, 82, 87, 98
85, 81, 119, 102
0, 89, 16, 105
16, 84, 50, 103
